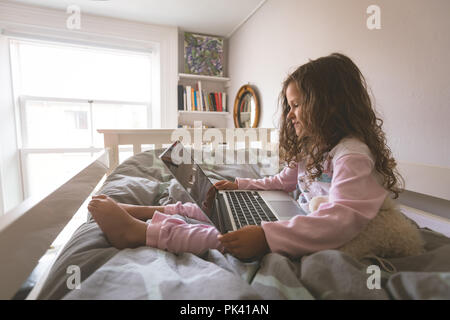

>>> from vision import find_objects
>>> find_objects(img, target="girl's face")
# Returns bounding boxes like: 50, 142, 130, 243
285, 81, 303, 136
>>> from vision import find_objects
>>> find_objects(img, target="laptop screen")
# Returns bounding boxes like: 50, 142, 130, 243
159, 141, 218, 223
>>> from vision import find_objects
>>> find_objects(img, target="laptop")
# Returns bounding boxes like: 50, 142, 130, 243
159, 140, 304, 233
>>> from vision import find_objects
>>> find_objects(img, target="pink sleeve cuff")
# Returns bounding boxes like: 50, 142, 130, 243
146, 211, 169, 247
163, 201, 209, 222
235, 178, 250, 189
145, 211, 224, 255
164, 202, 182, 215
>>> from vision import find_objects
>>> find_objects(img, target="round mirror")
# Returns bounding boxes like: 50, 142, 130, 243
233, 84, 260, 128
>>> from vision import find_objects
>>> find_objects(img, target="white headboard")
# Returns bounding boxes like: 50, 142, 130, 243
97, 128, 277, 174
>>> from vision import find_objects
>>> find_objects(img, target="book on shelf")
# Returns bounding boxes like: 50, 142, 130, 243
202, 89, 207, 111
177, 85, 184, 110
197, 81, 204, 111
207, 92, 213, 111
209, 92, 216, 111
178, 81, 227, 112
185, 85, 192, 111
215, 92, 225, 112
193, 90, 197, 110
223, 92, 227, 112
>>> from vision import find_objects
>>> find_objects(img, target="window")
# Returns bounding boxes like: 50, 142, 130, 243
65, 110, 88, 130
10, 39, 154, 198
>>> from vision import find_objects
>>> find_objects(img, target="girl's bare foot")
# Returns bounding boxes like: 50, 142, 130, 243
88, 195, 147, 249
91, 195, 137, 216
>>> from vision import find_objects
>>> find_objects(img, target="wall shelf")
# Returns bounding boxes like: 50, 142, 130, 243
179, 111, 229, 115
178, 73, 230, 82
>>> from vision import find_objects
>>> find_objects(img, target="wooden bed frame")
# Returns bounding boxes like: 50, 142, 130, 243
0, 127, 448, 300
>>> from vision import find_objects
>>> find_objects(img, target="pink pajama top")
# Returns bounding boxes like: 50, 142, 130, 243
146, 137, 388, 258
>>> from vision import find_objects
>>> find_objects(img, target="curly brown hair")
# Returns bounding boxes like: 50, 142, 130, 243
278, 53, 404, 198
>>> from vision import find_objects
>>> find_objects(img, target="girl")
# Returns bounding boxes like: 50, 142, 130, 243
88, 53, 403, 261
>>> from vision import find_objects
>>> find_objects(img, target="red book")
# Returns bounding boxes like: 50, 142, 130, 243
214, 92, 221, 111
218, 92, 222, 112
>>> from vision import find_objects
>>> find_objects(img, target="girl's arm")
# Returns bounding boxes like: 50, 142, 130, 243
234, 164, 299, 192
121, 202, 208, 222
257, 154, 388, 258
117, 203, 165, 220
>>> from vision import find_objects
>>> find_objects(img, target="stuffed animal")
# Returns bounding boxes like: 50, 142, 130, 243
309, 196, 425, 260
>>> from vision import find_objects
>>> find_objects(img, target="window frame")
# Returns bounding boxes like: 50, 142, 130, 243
18, 95, 151, 199
19, 95, 152, 148
0, 2, 178, 213
10, 39, 155, 199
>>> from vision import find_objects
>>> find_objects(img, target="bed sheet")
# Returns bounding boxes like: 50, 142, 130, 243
37, 149, 450, 300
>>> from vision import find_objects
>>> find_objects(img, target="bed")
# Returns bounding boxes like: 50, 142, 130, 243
1, 128, 449, 300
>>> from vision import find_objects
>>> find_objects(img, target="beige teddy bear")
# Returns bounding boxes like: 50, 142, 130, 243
309, 196, 425, 260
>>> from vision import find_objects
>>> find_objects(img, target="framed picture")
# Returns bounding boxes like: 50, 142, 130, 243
184, 32, 224, 77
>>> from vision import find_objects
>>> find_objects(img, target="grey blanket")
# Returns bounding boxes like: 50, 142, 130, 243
37, 150, 450, 300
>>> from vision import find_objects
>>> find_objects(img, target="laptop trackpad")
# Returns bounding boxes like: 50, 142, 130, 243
267, 200, 305, 218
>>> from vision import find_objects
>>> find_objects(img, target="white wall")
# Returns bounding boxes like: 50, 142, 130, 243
228, 0, 450, 168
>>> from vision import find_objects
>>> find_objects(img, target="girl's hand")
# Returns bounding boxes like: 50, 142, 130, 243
218, 225, 270, 260
214, 180, 238, 190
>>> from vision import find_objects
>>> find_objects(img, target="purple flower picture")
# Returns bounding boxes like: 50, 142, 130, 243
184, 32, 224, 76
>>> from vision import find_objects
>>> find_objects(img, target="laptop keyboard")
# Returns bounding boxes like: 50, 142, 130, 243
225, 191, 278, 228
